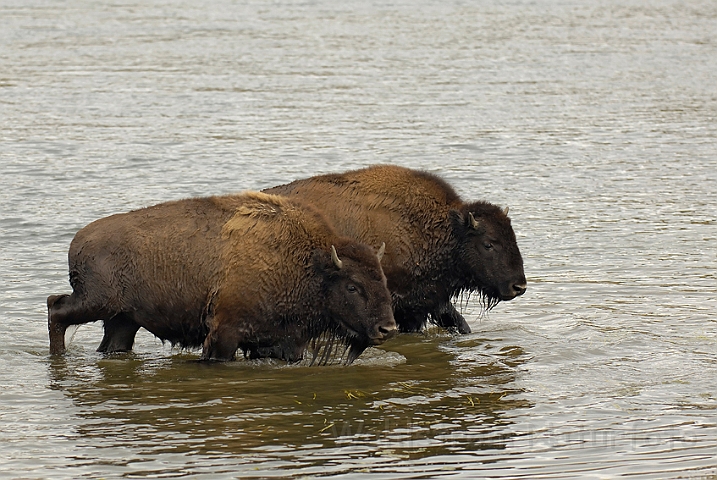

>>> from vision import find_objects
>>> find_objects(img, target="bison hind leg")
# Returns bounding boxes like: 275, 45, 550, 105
97, 313, 141, 353
48, 294, 70, 355
48, 293, 112, 355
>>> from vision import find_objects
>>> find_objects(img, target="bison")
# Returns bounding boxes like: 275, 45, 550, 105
264, 165, 527, 334
47, 192, 396, 363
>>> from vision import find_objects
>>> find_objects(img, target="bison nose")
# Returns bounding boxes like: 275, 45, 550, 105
379, 323, 396, 337
374, 319, 398, 342
512, 282, 527, 297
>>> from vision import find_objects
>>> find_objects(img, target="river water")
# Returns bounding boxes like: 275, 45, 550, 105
2, 0, 716, 478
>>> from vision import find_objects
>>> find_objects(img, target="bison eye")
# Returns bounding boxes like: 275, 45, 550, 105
347, 284, 358, 293
483, 242, 493, 250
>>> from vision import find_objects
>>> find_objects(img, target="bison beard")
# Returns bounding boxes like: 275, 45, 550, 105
453, 289, 502, 319
47, 192, 396, 363
308, 329, 367, 366
225, 323, 369, 366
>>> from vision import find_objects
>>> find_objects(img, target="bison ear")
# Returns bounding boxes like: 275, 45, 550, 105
450, 209, 470, 234
376, 242, 386, 263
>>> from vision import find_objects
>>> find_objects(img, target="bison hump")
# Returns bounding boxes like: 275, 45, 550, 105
221, 192, 334, 249
344, 165, 464, 209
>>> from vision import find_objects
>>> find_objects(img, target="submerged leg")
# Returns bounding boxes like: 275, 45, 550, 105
200, 315, 241, 362
251, 343, 304, 363
394, 306, 428, 333
431, 302, 471, 334
47, 293, 112, 355
97, 313, 141, 353
47, 295, 70, 355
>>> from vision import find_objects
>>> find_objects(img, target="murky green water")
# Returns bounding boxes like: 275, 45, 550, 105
2, 0, 716, 477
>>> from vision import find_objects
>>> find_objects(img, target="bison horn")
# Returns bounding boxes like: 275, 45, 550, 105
503, 206, 509, 215
331, 245, 343, 269
377, 242, 386, 262
468, 212, 480, 230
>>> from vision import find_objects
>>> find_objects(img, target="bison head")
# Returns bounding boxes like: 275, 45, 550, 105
452, 202, 527, 308
313, 240, 396, 364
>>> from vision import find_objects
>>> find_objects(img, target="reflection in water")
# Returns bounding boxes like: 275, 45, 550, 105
47, 332, 530, 475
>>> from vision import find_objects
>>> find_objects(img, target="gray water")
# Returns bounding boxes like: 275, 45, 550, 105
2, 0, 716, 478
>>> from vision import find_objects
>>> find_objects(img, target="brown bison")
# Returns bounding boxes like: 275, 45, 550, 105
264, 165, 526, 334
47, 192, 396, 363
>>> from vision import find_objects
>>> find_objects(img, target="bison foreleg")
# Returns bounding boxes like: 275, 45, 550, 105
394, 307, 428, 333
431, 302, 471, 334
200, 317, 240, 362
97, 313, 141, 353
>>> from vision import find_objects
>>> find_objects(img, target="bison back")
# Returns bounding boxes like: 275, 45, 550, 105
265, 165, 460, 298
67, 196, 240, 344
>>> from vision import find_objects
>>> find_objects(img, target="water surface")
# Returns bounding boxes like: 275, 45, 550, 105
1, 0, 716, 478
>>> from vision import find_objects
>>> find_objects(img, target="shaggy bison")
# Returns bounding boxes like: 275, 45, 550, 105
47, 192, 396, 363
265, 165, 526, 334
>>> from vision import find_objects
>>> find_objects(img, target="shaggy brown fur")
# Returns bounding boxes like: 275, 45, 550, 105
47, 192, 396, 363
265, 165, 526, 334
